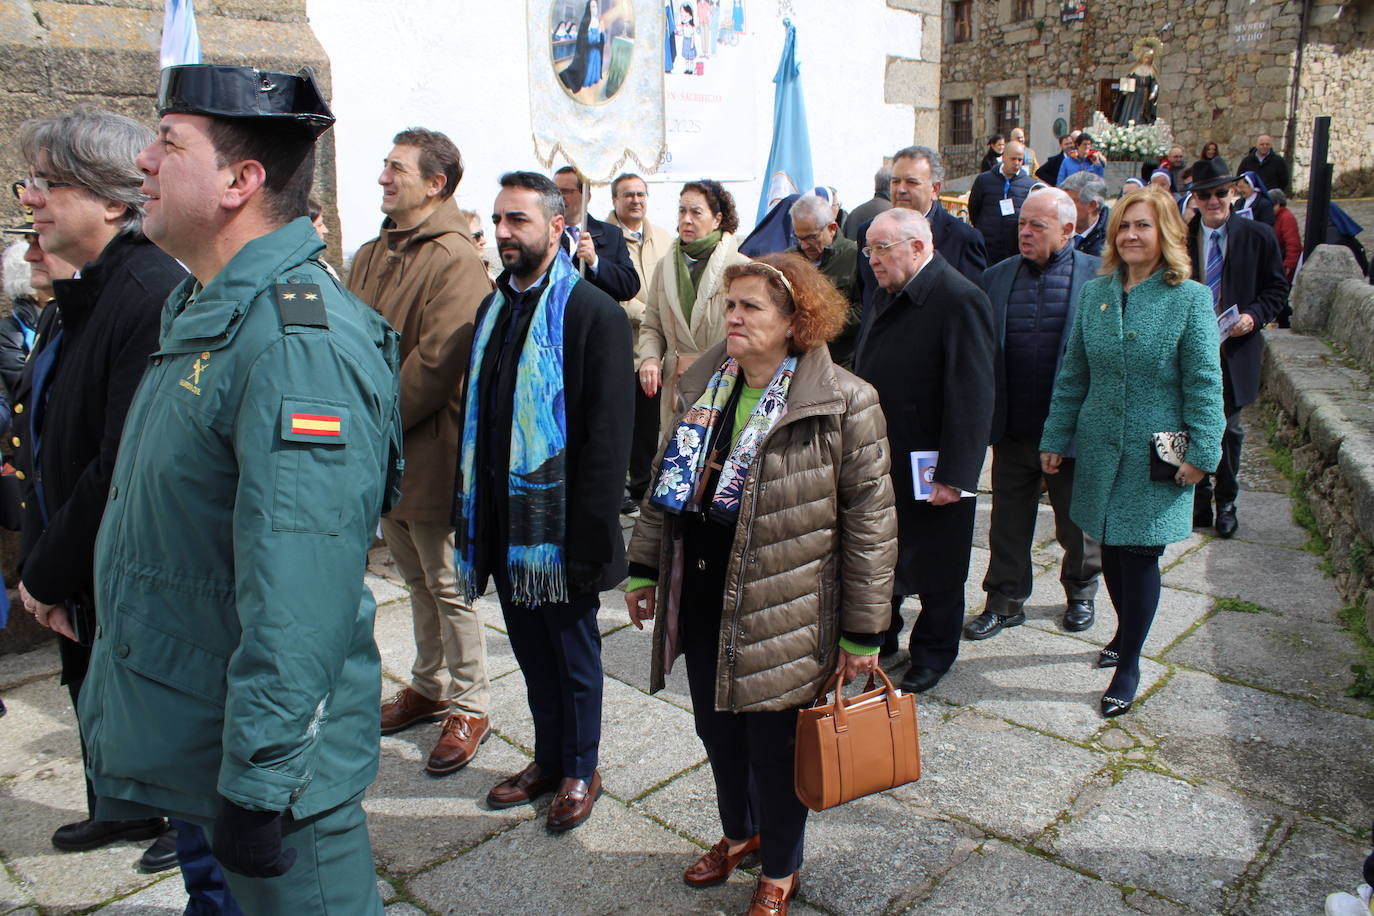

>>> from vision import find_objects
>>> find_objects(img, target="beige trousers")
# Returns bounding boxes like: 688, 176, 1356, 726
381, 518, 490, 717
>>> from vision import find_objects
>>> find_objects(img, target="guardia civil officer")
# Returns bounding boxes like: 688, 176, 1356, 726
77, 65, 402, 913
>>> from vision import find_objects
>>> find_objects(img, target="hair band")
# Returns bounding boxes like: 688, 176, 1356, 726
749, 260, 796, 300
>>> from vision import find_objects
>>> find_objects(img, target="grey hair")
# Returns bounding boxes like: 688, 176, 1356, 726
1027, 186, 1078, 227
789, 193, 834, 228
18, 106, 152, 235
872, 207, 933, 244
873, 165, 893, 196
1060, 170, 1107, 209
3, 240, 35, 300
1268, 188, 1288, 207
892, 145, 945, 184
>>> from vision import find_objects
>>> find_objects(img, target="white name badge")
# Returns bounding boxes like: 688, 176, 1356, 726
999, 198, 1016, 217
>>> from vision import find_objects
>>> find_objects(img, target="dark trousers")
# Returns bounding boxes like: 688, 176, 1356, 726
496, 578, 603, 779
889, 587, 966, 674
1196, 400, 1244, 508
681, 598, 807, 880
983, 434, 1100, 612
627, 372, 660, 501
175, 819, 244, 915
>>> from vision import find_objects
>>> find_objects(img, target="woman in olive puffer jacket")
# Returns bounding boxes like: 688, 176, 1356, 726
625, 253, 896, 916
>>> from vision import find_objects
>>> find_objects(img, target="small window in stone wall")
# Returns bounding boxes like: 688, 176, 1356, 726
950, 100, 973, 146
1013, 0, 1034, 20
993, 95, 1021, 139
952, 0, 973, 42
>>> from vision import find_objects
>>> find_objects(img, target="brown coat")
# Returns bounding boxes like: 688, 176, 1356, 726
347, 199, 492, 521
627, 341, 897, 712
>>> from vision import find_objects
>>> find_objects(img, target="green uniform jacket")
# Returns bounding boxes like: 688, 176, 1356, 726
1040, 271, 1224, 547
80, 218, 402, 821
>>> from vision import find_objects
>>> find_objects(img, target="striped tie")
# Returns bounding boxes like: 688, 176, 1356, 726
1206, 232, 1223, 311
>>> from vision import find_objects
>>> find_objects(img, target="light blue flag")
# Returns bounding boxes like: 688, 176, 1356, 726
160, 0, 202, 69
756, 19, 813, 224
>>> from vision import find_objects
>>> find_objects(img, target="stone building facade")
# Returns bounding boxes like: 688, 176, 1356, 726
938, 0, 1374, 194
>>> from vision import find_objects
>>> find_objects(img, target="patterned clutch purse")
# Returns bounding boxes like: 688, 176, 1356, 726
1149, 431, 1190, 482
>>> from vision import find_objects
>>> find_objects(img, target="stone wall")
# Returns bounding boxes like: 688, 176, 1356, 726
938, 0, 1374, 192
0, 0, 336, 655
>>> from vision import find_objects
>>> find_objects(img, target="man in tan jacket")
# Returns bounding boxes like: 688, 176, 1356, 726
605, 172, 672, 515
347, 128, 494, 774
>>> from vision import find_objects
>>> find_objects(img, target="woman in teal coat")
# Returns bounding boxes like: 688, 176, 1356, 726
1040, 187, 1224, 717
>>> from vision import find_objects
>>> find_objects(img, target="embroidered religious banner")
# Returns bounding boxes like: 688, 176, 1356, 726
531, 0, 666, 181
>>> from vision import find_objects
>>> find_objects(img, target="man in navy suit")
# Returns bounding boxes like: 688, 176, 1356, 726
1185, 159, 1289, 538
967, 187, 1102, 641
554, 166, 640, 303
854, 146, 987, 315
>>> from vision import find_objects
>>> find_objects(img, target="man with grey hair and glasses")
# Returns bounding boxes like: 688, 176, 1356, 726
1059, 171, 1110, 257
13, 106, 188, 870
786, 192, 860, 366
966, 186, 1103, 642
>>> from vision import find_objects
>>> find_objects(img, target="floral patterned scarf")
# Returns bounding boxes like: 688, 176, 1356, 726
650, 354, 796, 523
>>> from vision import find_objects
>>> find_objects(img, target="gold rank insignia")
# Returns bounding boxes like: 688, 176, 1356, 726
179, 350, 212, 396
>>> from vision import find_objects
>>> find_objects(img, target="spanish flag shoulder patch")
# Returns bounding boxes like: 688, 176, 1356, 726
281, 398, 349, 445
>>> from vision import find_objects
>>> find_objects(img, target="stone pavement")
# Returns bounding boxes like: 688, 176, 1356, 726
2, 406, 1372, 915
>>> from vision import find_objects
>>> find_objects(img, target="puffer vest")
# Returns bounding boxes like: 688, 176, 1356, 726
1004, 245, 1074, 438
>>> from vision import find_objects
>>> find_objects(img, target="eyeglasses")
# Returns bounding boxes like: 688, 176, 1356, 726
790, 229, 825, 246
861, 239, 912, 258
19, 175, 84, 195
1192, 188, 1232, 201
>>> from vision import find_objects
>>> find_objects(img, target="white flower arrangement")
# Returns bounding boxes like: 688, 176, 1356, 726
1089, 111, 1175, 162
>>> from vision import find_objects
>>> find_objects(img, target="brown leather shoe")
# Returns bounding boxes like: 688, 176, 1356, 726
424, 714, 491, 775
486, 762, 562, 809
684, 835, 761, 887
546, 771, 602, 832
379, 687, 447, 735
745, 874, 800, 916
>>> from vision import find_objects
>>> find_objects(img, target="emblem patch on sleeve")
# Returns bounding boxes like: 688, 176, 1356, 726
280, 398, 349, 445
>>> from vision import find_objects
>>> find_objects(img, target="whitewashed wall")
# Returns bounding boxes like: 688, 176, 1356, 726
308, 0, 923, 257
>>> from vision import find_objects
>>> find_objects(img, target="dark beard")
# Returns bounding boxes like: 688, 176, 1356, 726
500, 238, 552, 278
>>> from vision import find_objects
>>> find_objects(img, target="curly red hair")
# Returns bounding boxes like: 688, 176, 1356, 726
722, 252, 848, 355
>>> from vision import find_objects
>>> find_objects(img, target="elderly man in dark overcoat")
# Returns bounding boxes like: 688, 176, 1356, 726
853, 207, 995, 694
1185, 158, 1288, 538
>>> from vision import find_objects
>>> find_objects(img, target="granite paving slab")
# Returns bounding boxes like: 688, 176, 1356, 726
598, 624, 693, 713
366, 730, 540, 874
404, 797, 823, 916
484, 671, 703, 802
1164, 608, 1366, 712
1245, 819, 1374, 916
1048, 769, 1275, 913
0, 678, 81, 782
1162, 539, 1342, 623
0, 859, 33, 913
1021, 574, 1213, 659
1222, 489, 1311, 548
366, 572, 410, 606
92, 874, 185, 914
0, 644, 59, 692
926, 622, 1168, 742
1143, 669, 1374, 828
373, 598, 519, 689
909, 838, 1144, 914
890, 706, 1106, 840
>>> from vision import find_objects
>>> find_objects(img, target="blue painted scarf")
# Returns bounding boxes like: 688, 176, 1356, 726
455, 250, 575, 605
651, 355, 795, 524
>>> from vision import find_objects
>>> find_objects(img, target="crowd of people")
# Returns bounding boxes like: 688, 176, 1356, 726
1, 60, 1371, 914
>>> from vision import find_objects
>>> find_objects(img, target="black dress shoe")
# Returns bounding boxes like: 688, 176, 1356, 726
1063, 599, 1095, 632
1100, 693, 1133, 717
1215, 502, 1238, 538
138, 826, 180, 873
621, 495, 640, 516
1096, 648, 1119, 669
52, 817, 166, 852
900, 665, 944, 693
963, 609, 1026, 640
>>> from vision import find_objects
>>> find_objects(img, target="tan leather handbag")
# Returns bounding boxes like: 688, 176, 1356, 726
794, 668, 921, 812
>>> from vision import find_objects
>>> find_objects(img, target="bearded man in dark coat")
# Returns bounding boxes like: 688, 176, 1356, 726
852, 207, 995, 693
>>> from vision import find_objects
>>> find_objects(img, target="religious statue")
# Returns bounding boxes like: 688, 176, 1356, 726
1112, 37, 1162, 126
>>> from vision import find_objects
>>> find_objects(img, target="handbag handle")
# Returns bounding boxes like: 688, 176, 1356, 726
816, 667, 904, 733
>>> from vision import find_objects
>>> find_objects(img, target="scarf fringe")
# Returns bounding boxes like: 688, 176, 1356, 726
507, 544, 569, 606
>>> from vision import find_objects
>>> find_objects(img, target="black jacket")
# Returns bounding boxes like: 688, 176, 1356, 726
1074, 204, 1110, 258
1035, 152, 1065, 187
462, 267, 634, 597
0, 296, 40, 395
15, 234, 184, 609
852, 252, 995, 594
1187, 213, 1288, 408
967, 171, 1037, 267
854, 205, 988, 314
565, 214, 641, 303
1232, 191, 1276, 227
1236, 149, 1290, 195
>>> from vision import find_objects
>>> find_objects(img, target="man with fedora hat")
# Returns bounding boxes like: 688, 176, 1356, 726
76, 65, 403, 912
1184, 157, 1288, 538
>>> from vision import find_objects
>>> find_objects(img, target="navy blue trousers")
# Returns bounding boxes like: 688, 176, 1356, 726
496, 579, 603, 779
174, 819, 243, 915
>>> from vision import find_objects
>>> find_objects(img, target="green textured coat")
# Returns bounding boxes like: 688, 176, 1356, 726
1040, 271, 1224, 547
80, 219, 402, 821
